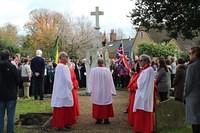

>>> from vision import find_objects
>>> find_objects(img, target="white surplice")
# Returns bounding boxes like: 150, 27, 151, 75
51, 63, 73, 107
133, 66, 155, 112
88, 67, 116, 105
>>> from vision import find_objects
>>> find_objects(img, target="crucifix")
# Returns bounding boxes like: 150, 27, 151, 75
91, 6, 104, 30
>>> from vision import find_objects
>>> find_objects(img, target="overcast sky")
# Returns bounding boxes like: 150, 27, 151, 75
0, 0, 136, 37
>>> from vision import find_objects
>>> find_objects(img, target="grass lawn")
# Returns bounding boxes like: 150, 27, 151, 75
13, 91, 191, 133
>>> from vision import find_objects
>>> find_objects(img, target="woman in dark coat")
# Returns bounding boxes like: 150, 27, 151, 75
173, 58, 186, 102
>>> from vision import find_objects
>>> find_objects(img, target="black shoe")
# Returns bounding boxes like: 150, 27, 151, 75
95, 119, 102, 124
54, 128, 71, 132
64, 126, 71, 129
103, 119, 110, 124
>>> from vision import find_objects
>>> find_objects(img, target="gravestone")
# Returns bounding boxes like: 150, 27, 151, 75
16, 113, 51, 128
155, 98, 185, 132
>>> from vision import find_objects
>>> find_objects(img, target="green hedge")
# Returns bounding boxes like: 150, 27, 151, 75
138, 42, 180, 58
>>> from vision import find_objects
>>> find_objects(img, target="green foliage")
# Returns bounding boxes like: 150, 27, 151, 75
138, 42, 180, 57
130, 0, 200, 39
179, 51, 189, 62
0, 40, 20, 55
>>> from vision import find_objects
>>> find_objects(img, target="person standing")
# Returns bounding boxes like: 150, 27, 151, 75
30, 49, 45, 100
173, 58, 186, 102
88, 58, 116, 124
185, 47, 200, 133
127, 62, 140, 125
21, 58, 32, 98
67, 61, 80, 117
51, 52, 76, 131
0, 50, 19, 133
171, 57, 176, 86
80, 60, 86, 88
156, 58, 171, 101
133, 54, 155, 133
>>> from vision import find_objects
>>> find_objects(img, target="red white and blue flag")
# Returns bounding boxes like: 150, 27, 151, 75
115, 43, 131, 73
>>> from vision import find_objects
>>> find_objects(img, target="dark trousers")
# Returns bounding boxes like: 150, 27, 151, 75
32, 77, 44, 100
159, 92, 168, 102
192, 124, 200, 133
0, 100, 16, 133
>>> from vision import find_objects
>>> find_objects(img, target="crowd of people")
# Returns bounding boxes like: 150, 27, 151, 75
126, 47, 200, 133
0, 46, 200, 133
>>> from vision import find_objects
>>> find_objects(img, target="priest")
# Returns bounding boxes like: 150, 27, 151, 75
133, 54, 155, 133
51, 52, 76, 131
88, 58, 116, 124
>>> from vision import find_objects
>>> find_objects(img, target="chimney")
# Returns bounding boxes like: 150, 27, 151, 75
110, 29, 116, 42
102, 32, 107, 47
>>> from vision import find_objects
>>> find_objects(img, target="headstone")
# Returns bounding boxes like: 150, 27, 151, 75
155, 98, 186, 132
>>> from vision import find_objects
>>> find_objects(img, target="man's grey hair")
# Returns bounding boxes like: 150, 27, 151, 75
59, 52, 68, 59
140, 54, 151, 63
36, 49, 42, 57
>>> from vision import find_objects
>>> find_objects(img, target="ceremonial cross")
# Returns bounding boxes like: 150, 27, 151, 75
91, 6, 104, 30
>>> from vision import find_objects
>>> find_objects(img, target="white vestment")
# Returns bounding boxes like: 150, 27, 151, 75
133, 67, 155, 112
88, 67, 116, 105
51, 63, 73, 107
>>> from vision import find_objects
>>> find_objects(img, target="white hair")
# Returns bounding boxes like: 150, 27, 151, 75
140, 54, 151, 63
36, 49, 42, 57
59, 52, 68, 59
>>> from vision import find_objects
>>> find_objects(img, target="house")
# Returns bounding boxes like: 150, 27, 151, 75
132, 26, 200, 55
104, 29, 134, 59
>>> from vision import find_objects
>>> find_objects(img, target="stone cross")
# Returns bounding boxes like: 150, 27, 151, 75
91, 6, 104, 30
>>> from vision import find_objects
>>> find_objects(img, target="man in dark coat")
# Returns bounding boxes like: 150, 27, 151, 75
174, 58, 186, 102
185, 47, 200, 133
31, 49, 45, 100
75, 60, 86, 88
0, 50, 19, 133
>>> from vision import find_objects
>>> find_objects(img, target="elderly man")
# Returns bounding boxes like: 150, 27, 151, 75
185, 47, 200, 133
51, 52, 75, 131
88, 58, 116, 124
133, 54, 155, 133
31, 49, 45, 100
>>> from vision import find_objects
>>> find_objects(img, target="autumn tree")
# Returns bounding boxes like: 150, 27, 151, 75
130, 0, 200, 39
67, 16, 96, 58
0, 23, 17, 45
24, 9, 67, 56
25, 9, 98, 58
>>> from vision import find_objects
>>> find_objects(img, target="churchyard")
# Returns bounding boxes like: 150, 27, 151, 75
13, 90, 191, 133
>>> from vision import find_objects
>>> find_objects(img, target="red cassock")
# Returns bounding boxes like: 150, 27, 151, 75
51, 68, 78, 128
132, 82, 157, 133
92, 104, 114, 119
51, 107, 76, 128
133, 110, 154, 133
130, 65, 157, 133
70, 68, 80, 117
127, 72, 140, 125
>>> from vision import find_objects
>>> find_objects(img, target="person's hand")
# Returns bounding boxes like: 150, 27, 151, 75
156, 98, 160, 105
35, 72, 40, 77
